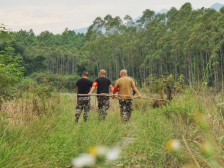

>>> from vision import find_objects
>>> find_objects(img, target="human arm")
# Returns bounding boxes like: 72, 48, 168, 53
112, 81, 119, 99
76, 80, 79, 92
75, 81, 79, 100
131, 82, 141, 98
108, 79, 113, 93
109, 84, 113, 92
112, 87, 119, 99
88, 86, 96, 96
88, 81, 97, 96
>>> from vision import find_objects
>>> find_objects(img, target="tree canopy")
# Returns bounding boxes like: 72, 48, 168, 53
1, 3, 224, 90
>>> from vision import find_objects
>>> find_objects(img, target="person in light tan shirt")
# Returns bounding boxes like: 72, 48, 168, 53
112, 69, 141, 122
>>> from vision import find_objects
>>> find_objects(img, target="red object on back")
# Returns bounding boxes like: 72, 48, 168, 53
76, 86, 78, 91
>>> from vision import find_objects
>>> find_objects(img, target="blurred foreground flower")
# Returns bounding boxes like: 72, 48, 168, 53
72, 146, 121, 167
72, 153, 95, 167
200, 142, 214, 157
194, 112, 208, 130
166, 139, 180, 152
89, 146, 108, 156
106, 147, 121, 161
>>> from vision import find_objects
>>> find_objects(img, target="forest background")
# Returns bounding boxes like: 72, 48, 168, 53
1, 2, 224, 92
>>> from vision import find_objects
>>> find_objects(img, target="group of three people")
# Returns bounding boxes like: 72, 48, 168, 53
75, 69, 142, 123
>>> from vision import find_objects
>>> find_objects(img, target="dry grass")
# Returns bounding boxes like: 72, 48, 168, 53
1, 93, 60, 125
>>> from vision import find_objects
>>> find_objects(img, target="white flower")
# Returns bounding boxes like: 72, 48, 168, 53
172, 140, 180, 150
96, 146, 108, 156
72, 153, 95, 167
72, 146, 122, 167
106, 147, 121, 161
166, 139, 180, 151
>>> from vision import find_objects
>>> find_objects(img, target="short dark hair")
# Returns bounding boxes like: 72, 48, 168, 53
83, 71, 89, 77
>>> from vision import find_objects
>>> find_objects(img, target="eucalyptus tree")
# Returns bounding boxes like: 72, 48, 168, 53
2, 2, 224, 89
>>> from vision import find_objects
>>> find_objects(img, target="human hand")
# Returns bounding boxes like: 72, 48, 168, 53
88, 92, 91, 96
138, 95, 142, 99
112, 94, 116, 100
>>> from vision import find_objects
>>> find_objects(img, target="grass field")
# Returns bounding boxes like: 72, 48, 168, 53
0, 90, 224, 168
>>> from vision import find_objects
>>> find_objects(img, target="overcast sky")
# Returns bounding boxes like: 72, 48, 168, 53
0, 0, 223, 34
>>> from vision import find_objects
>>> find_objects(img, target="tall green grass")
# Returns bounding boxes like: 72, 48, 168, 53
0, 95, 126, 168
118, 89, 224, 168
1, 90, 224, 167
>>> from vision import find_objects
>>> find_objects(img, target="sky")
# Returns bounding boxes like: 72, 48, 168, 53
0, 0, 223, 34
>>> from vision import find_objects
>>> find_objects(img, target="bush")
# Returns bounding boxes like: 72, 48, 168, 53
30, 72, 80, 92
0, 78, 59, 125
0, 39, 24, 108
146, 74, 187, 100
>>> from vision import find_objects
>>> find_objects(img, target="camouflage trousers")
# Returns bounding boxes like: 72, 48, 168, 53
97, 96, 110, 120
76, 97, 91, 122
119, 99, 133, 122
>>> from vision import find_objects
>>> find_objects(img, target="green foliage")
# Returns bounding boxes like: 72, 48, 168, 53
0, 95, 126, 167
0, 42, 24, 82
1, 4, 224, 166
123, 110, 177, 167
146, 74, 186, 100
174, 74, 185, 92
82, 3, 224, 88
1, 27, 85, 77
121, 92, 224, 167
30, 72, 80, 91
146, 74, 164, 95
0, 113, 8, 134
0, 90, 224, 167
2, 2, 224, 89
15, 78, 56, 116
0, 26, 24, 104
20, 78, 54, 99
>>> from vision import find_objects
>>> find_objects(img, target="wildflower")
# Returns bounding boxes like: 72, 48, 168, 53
89, 146, 108, 156
72, 146, 121, 167
166, 139, 180, 152
106, 147, 121, 161
72, 153, 95, 167
96, 146, 108, 156
88, 146, 97, 156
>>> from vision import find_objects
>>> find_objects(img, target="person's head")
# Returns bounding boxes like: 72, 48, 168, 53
120, 69, 127, 77
99, 69, 106, 77
82, 71, 89, 78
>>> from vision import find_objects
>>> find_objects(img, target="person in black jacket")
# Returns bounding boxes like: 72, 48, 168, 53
88, 69, 113, 120
76, 71, 93, 122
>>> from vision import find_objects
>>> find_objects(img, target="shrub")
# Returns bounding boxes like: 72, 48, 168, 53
30, 72, 80, 92
0, 37, 24, 108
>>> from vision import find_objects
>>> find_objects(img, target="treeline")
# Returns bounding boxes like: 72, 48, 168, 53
1, 2, 224, 90
0, 27, 86, 76
84, 3, 224, 89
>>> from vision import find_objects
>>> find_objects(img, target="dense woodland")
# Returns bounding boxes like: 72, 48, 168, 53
1, 2, 224, 90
